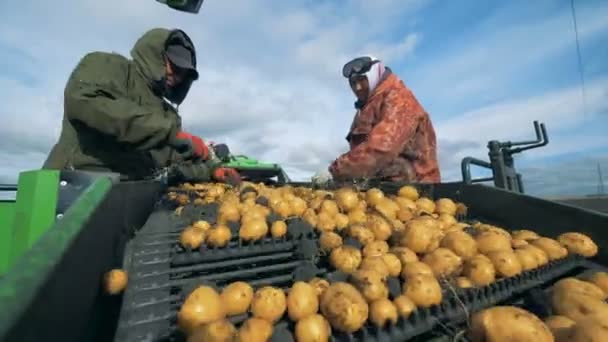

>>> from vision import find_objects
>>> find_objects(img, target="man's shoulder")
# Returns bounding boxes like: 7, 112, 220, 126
74, 51, 131, 74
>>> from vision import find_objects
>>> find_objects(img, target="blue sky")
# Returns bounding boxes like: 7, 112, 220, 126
0, 0, 606, 197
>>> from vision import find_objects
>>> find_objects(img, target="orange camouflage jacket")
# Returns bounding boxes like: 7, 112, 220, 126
329, 72, 441, 183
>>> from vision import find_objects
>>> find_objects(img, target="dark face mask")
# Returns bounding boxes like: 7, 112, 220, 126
164, 77, 194, 105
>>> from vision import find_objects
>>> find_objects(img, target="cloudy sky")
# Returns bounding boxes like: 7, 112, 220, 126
1, 0, 607, 197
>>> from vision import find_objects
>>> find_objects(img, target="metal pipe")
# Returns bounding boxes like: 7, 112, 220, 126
0, 184, 17, 192
461, 157, 492, 184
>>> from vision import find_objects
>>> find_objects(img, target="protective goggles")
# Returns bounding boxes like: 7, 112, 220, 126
342, 57, 379, 78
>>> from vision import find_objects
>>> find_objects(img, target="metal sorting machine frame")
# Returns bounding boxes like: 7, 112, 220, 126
1, 177, 607, 342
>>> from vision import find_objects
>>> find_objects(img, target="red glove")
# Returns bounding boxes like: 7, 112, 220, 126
213, 167, 241, 186
170, 131, 209, 160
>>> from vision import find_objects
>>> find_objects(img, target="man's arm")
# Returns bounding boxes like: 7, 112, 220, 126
329, 89, 422, 180
64, 52, 177, 151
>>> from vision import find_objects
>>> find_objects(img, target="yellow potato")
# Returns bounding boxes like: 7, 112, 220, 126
486, 250, 523, 278
335, 188, 359, 212
393, 295, 416, 317
398, 185, 419, 200
250, 286, 287, 323
349, 224, 376, 246
360, 256, 390, 279
287, 281, 319, 321
319, 232, 343, 253
309, 277, 330, 299
401, 261, 435, 280
544, 315, 575, 342
334, 213, 350, 231
557, 232, 599, 258
476, 231, 512, 254
396, 220, 443, 254
468, 306, 553, 342
530, 238, 568, 261
390, 246, 419, 265
435, 198, 457, 216
206, 225, 232, 247
180, 226, 206, 249
320, 282, 369, 333
271, 220, 288, 238
519, 244, 550, 266
366, 188, 385, 206
351, 269, 389, 302
463, 254, 496, 286
366, 215, 393, 241
551, 291, 608, 324
404, 274, 442, 308
415, 198, 435, 214
330, 246, 362, 273
295, 314, 331, 342
569, 319, 608, 342
511, 239, 529, 249
235, 318, 273, 342
363, 240, 390, 258
220, 281, 254, 316
178, 286, 226, 334
585, 272, 608, 296
514, 248, 539, 271
422, 248, 463, 277
382, 253, 403, 278
104, 269, 128, 295
456, 277, 474, 289
440, 230, 478, 259
187, 319, 236, 342
369, 298, 398, 327
239, 219, 269, 242
553, 277, 606, 300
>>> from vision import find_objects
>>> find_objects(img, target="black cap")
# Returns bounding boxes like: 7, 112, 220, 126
166, 44, 199, 80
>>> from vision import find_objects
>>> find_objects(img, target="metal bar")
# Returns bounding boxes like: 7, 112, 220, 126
0, 176, 112, 340
461, 157, 492, 184
0, 184, 18, 191
9, 170, 60, 265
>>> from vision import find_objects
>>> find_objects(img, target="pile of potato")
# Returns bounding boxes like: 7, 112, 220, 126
169, 182, 602, 342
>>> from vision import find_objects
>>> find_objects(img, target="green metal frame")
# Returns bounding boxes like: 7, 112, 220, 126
223, 155, 291, 183
0, 201, 16, 273
0, 176, 112, 338
6, 170, 61, 271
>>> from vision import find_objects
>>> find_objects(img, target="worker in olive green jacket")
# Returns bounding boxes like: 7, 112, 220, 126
43, 28, 240, 184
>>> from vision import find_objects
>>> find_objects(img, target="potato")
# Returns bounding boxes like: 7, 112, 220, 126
396, 220, 443, 253
330, 246, 362, 273
553, 277, 606, 300
271, 220, 288, 238
511, 239, 529, 249
390, 247, 419, 265
366, 188, 385, 206
393, 295, 416, 317
319, 232, 343, 252
369, 298, 398, 327
401, 261, 435, 279
235, 318, 273, 342
463, 254, 496, 286
366, 215, 393, 241
557, 232, 598, 258
239, 219, 269, 242
510, 229, 540, 241
468, 306, 553, 342
404, 274, 442, 308
382, 253, 403, 278
514, 248, 539, 271
415, 197, 435, 214
188, 319, 236, 342
220, 281, 254, 316
437, 214, 458, 229
178, 286, 226, 334
398, 185, 419, 200
303, 209, 318, 227
180, 227, 206, 249
487, 250, 523, 278
290, 197, 308, 216
251, 286, 287, 323
104, 269, 128, 295
351, 268, 389, 302
456, 277, 474, 289
349, 224, 376, 246
435, 198, 457, 216
422, 248, 463, 277
317, 211, 336, 232
192, 220, 212, 232
519, 244, 550, 266
569, 319, 608, 342
397, 208, 414, 222
320, 200, 339, 216
586, 272, 608, 296
335, 188, 359, 212
320, 282, 369, 333
218, 204, 240, 223
206, 225, 232, 247
334, 213, 349, 231
440, 231, 478, 259
360, 256, 391, 279
309, 277, 330, 298
530, 238, 568, 260
552, 291, 608, 324
348, 209, 368, 225
295, 314, 331, 342
288, 282, 319, 321
363, 240, 390, 258
544, 315, 575, 342
476, 231, 512, 254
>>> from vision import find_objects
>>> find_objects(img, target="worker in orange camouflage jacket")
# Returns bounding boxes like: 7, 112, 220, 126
325, 56, 441, 183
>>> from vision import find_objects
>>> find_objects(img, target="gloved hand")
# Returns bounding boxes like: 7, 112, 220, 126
165, 161, 211, 185
311, 169, 333, 186
212, 167, 241, 186
169, 131, 209, 160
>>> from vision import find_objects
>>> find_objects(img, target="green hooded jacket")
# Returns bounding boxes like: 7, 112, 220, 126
43, 28, 196, 179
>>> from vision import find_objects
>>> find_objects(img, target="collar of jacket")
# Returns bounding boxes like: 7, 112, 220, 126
354, 67, 394, 109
